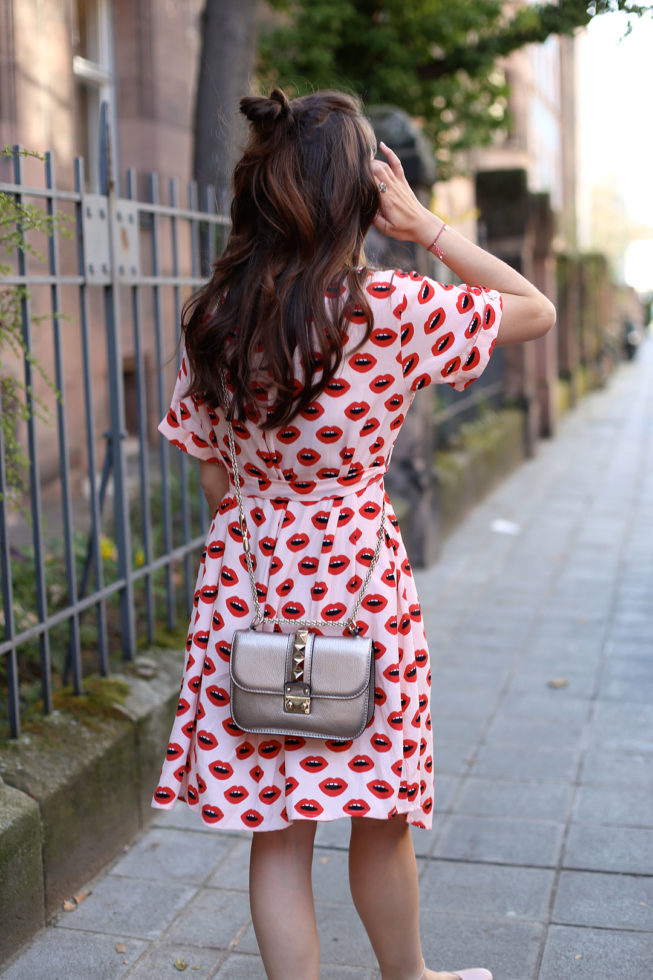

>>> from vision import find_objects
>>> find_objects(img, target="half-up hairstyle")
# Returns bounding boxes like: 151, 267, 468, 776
181, 88, 380, 427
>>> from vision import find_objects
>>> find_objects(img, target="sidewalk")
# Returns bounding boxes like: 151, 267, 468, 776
4, 341, 653, 980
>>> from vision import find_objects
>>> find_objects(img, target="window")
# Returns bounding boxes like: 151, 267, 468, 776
72, 0, 117, 191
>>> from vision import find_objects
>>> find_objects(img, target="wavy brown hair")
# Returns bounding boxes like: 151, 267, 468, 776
181, 88, 380, 427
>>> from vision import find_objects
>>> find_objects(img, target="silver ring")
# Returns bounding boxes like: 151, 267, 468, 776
379, 181, 387, 193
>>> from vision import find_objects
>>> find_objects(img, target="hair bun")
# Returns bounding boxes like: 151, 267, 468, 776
240, 88, 292, 128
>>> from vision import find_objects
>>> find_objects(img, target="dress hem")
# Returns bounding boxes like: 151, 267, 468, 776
150, 796, 433, 832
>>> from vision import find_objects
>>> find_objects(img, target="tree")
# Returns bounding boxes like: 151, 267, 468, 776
193, 0, 261, 208
257, 0, 652, 176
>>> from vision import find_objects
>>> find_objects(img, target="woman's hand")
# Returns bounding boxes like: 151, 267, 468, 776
371, 142, 556, 346
372, 142, 442, 246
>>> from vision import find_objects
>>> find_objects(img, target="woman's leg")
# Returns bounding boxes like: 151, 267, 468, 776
349, 816, 457, 980
249, 819, 319, 980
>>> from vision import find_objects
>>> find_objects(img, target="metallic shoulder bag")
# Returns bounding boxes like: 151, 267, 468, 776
220, 374, 385, 740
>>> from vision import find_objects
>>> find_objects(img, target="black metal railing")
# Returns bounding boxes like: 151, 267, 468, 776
0, 114, 228, 737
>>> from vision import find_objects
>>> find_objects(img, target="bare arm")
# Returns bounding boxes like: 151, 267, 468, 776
372, 143, 556, 346
199, 459, 229, 513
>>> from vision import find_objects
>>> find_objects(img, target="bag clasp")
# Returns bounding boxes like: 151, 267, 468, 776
284, 681, 311, 715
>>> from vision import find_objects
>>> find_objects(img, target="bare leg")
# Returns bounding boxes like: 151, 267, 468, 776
349, 816, 458, 980
249, 820, 319, 980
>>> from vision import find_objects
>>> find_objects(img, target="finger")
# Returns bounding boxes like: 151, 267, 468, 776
371, 160, 392, 184
378, 141, 404, 179
372, 211, 392, 236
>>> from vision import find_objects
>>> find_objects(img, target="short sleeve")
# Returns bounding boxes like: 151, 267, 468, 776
157, 351, 221, 462
394, 271, 503, 393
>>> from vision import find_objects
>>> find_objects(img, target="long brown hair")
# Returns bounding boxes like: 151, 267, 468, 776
181, 88, 380, 428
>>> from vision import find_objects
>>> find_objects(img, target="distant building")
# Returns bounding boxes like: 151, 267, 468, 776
0, 0, 202, 190
0, 0, 204, 504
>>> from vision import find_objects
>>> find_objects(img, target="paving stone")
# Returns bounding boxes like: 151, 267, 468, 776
471, 744, 579, 783
552, 869, 653, 931
563, 823, 653, 874
318, 966, 376, 979
604, 638, 652, 659
213, 953, 375, 979
311, 848, 354, 904
419, 912, 544, 980
597, 674, 653, 702
163, 887, 252, 948
572, 785, 653, 828
108, 828, 232, 883
314, 817, 351, 849
433, 740, 477, 775
433, 774, 462, 813
590, 703, 653, 734
412, 824, 439, 859
521, 636, 604, 663
123, 942, 223, 979
212, 952, 268, 979
601, 654, 653, 682
316, 901, 386, 968
2, 930, 147, 980
506, 665, 599, 699
234, 900, 378, 967
431, 716, 490, 745
539, 925, 653, 980
484, 716, 584, 749
419, 858, 554, 921
431, 666, 509, 695
206, 838, 250, 891
310, 846, 427, 905
432, 814, 563, 867
52, 875, 196, 939
497, 692, 590, 725
429, 688, 499, 720
580, 747, 653, 789
455, 777, 572, 822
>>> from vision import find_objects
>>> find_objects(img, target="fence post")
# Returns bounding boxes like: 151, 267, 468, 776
99, 104, 136, 659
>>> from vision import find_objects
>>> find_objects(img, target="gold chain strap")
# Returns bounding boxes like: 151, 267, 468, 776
218, 372, 386, 634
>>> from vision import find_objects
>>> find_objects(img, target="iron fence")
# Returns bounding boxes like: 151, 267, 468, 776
0, 111, 228, 737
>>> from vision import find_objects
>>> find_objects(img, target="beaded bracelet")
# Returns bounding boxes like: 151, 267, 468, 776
427, 222, 448, 261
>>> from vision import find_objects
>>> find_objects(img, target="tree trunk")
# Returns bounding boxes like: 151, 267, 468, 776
193, 0, 260, 211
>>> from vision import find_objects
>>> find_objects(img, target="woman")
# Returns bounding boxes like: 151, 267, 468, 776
153, 89, 555, 980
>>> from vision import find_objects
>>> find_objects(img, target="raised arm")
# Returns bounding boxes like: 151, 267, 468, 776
372, 142, 556, 346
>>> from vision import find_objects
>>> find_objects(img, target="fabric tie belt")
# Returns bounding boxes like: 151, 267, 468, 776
236, 464, 387, 502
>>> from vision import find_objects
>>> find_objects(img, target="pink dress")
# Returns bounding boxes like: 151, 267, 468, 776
152, 269, 502, 831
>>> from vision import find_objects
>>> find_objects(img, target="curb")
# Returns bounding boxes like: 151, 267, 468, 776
0, 647, 182, 966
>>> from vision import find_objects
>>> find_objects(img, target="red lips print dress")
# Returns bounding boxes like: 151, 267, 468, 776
152, 269, 502, 831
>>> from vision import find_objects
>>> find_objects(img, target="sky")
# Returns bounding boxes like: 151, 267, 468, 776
576, 9, 653, 289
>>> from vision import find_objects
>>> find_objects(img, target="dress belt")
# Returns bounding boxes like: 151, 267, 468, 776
235, 464, 387, 501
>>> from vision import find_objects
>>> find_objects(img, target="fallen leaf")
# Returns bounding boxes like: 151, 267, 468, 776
174, 959, 188, 972
115, 942, 126, 954
548, 678, 569, 689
